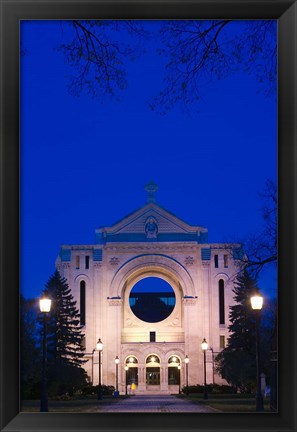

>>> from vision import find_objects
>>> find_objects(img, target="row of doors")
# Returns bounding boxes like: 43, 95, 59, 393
127, 367, 180, 386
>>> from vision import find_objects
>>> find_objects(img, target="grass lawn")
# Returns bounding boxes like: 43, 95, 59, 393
178, 393, 271, 413
21, 395, 129, 413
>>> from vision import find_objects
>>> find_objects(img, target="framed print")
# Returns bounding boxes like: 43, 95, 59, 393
0, 1, 296, 432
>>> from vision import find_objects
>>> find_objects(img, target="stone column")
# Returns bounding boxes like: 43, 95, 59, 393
160, 366, 167, 392
137, 366, 146, 393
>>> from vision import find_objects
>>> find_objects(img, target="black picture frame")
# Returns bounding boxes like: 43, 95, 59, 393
0, 1, 296, 431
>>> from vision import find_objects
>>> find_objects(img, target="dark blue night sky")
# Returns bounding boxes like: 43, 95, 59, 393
20, 20, 277, 300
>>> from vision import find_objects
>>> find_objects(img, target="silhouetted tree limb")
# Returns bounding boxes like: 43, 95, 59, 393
59, 20, 147, 99
56, 20, 276, 109
151, 20, 276, 113
224, 180, 277, 279
244, 180, 277, 278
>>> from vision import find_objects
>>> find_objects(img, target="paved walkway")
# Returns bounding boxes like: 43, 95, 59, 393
86, 394, 219, 413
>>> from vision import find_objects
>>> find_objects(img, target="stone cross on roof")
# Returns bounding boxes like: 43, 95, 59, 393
144, 180, 158, 203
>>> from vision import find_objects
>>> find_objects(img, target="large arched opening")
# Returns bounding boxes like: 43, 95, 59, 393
145, 354, 161, 386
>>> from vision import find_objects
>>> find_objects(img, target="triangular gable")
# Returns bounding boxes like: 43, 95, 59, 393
95, 203, 208, 244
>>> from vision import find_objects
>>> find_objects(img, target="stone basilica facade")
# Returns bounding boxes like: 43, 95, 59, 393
56, 182, 242, 394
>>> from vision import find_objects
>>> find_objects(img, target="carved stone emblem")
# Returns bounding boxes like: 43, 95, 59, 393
109, 257, 119, 266
145, 217, 158, 238
185, 256, 194, 266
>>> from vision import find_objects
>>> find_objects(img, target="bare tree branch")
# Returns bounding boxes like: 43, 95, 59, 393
58, 20, 146, 100
224, 180, 277, 280
151, 20, 276, 114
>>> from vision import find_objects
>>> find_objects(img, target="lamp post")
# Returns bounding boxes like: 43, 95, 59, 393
96, 338, 103, 400
115, 356, 120, 393
251, 294, 264, 412
125, 365, 129, 395
39, 296, 52, 412
184, 355, 189, 395
201, 338, 208, 400
178, 364, 181, 394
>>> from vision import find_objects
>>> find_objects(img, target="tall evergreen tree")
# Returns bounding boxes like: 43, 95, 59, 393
43, 270, 86, 368
216, 269, 261, 393
40, 270, 88, 396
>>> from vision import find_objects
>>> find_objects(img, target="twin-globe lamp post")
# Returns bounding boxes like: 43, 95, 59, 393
251, 294, 264, 412
39, 296, 52, 412
96, 338, 103, 400
201, 338, 208, 400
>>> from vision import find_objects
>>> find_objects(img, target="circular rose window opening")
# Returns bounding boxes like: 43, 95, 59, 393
129, 277, 176, 323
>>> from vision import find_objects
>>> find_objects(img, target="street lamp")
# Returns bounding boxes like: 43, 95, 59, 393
39, 295, 52, 412
184, 355, 189, 395
251, 294, 264, 412
115, 356, 120, 393
125, 365, 129, 395
178, 364, 181, 394
201, 338, 208, 400
96, 338, 103, 400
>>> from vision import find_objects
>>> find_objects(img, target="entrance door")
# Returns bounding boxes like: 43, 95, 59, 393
146, 367, 160, 385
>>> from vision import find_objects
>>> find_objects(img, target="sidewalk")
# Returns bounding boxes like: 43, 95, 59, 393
84, 394, 220, 413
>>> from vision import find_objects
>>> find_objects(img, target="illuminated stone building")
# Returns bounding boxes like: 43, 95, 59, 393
56, 182, 242, 394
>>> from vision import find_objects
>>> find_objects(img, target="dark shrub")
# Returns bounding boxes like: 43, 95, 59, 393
182, 384, 235, 395
86, 384, 115, 396
211, 384, 236, 394
21, 378, 41, 400
47, 363, 88, 398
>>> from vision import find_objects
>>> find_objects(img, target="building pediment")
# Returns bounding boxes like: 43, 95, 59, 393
95, 203, 208, 244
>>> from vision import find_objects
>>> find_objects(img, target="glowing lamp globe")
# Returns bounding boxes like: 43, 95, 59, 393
96, 338, 103, 351
201, 338, 208, 351
39, 298, 51, 313
251, 295, 264, 310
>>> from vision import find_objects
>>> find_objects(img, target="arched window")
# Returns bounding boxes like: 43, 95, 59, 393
219, 279, 225, 325
80, 280, 86, 325
168, 356, 181, 385
126, 356, 138, 365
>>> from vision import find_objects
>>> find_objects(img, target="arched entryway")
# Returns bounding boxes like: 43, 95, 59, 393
146, 354, 160, 386
125, 356, 138, 386
168, 355, 181, 385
